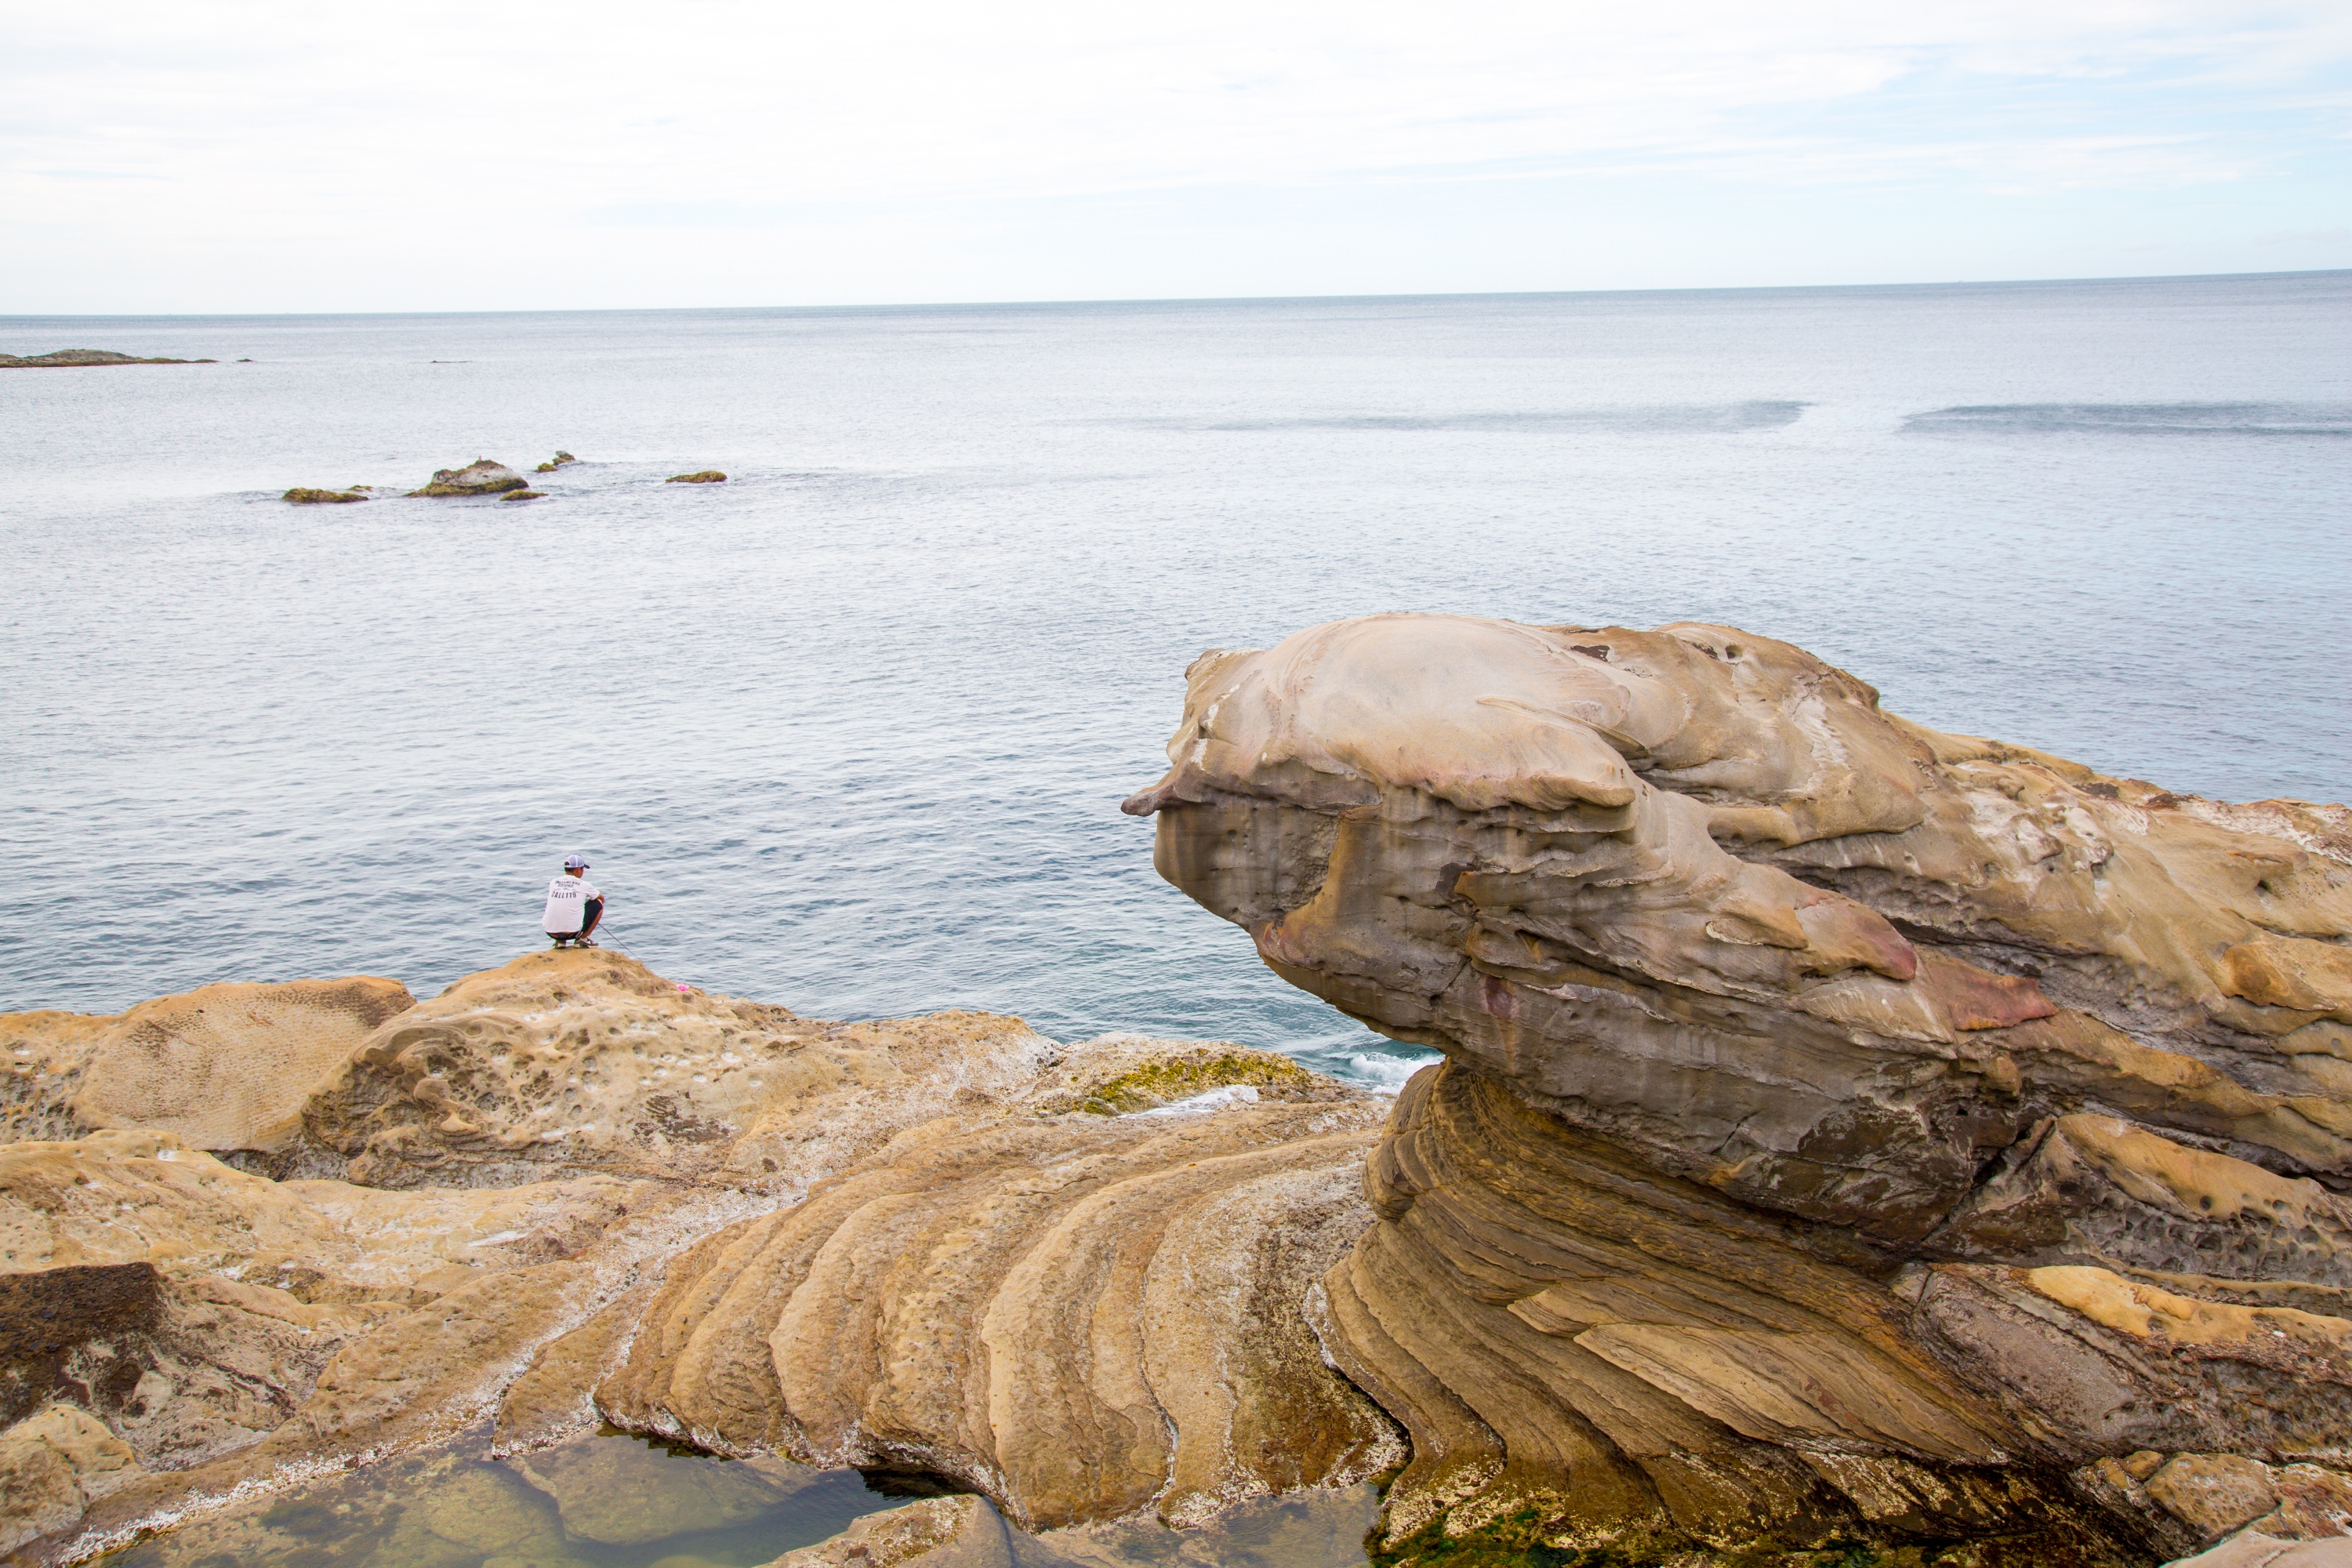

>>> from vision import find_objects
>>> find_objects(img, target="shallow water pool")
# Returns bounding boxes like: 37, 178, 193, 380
98, 1429, 895, 1568
93, 1428, 1381, 1568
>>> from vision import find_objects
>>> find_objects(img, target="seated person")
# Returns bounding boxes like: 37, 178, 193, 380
543, 856, 604, 947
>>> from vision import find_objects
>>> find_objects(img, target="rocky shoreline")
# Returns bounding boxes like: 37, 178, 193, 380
3, 613, 2347, 1568
0, 953, 1395, 1566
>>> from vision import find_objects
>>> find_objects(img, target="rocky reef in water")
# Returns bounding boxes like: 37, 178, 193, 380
0, 351, 212, 368
1122, 612, 2352, 1566
406, 458, 532, 496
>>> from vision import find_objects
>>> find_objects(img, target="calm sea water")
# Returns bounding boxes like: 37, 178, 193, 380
4, 274, 2347, 1086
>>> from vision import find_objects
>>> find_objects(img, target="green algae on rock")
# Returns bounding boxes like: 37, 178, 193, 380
281, 488, 367, 504
666, 470, 726, 483
408, 459, 532, 496
1027, 1045, 1329, 1116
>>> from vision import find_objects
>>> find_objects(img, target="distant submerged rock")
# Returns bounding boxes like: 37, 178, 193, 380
534, 451, 579, 473
666, 470, 725, 484
407, 458, 531, 497
281, 488, 367, 504
0, 349, 213, 368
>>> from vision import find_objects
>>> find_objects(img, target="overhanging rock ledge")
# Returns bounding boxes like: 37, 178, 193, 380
1125, 611, 2352, 1566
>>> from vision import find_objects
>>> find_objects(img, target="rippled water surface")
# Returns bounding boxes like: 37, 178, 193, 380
4, 273, 2347, 1082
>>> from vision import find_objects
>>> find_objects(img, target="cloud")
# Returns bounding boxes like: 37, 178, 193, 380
1, 0, 2346, 307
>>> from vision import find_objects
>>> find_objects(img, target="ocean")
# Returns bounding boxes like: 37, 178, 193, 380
3, 271, 2347, 1087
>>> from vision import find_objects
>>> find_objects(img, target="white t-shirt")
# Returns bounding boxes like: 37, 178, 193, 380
543, 874, 602, 933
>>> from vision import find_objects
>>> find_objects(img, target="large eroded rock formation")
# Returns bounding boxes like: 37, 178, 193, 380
1125, 612, 2352, 1564
0, 953, 1396, 1565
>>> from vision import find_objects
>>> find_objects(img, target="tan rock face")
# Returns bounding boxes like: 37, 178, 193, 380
598, 1080, 1401, 1530
0, 1258, 388, 1474
761, 1494, 1007, 1568
1126, 612, 2352, 1561
294, 949, 1063, 1189
0, 1127, 652, 1289
2147, 1454, 2284, 1541
1, 976, 413, 1152
768, 1484, 1388, 1568
0, 1405, 140, 1554
2168, 1536, 2352, 1568
2, 952, 1402, 1563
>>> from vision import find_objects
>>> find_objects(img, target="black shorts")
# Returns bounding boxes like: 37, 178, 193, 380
549, 897, 603, 941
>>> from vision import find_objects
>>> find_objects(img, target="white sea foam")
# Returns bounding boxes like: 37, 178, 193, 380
1345, 1051, 1442, 1094
1127, 1083, 1261, 1117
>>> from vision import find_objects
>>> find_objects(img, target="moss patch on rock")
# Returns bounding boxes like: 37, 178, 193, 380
1369, 1504, 2137, 1568
408, 459, 530, 496
1036, 1048, 1325, 1116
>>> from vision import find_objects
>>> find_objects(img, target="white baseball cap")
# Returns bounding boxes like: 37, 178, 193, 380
563, 855, 590, 869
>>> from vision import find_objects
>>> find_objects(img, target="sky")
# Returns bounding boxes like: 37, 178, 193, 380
3, 0, 2349, 312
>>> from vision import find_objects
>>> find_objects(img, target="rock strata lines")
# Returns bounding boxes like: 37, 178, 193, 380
1125, 611, 2352, 1566
0, 953, 1396, 1564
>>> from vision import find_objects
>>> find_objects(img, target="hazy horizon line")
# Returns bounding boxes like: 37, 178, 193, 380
4, 266, 2345, 325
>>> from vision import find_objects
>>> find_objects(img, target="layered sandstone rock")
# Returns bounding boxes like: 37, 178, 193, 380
1125, 612, 2352, 1565
596, 1081, 1397, 1530
0, 952, 1392, 1564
